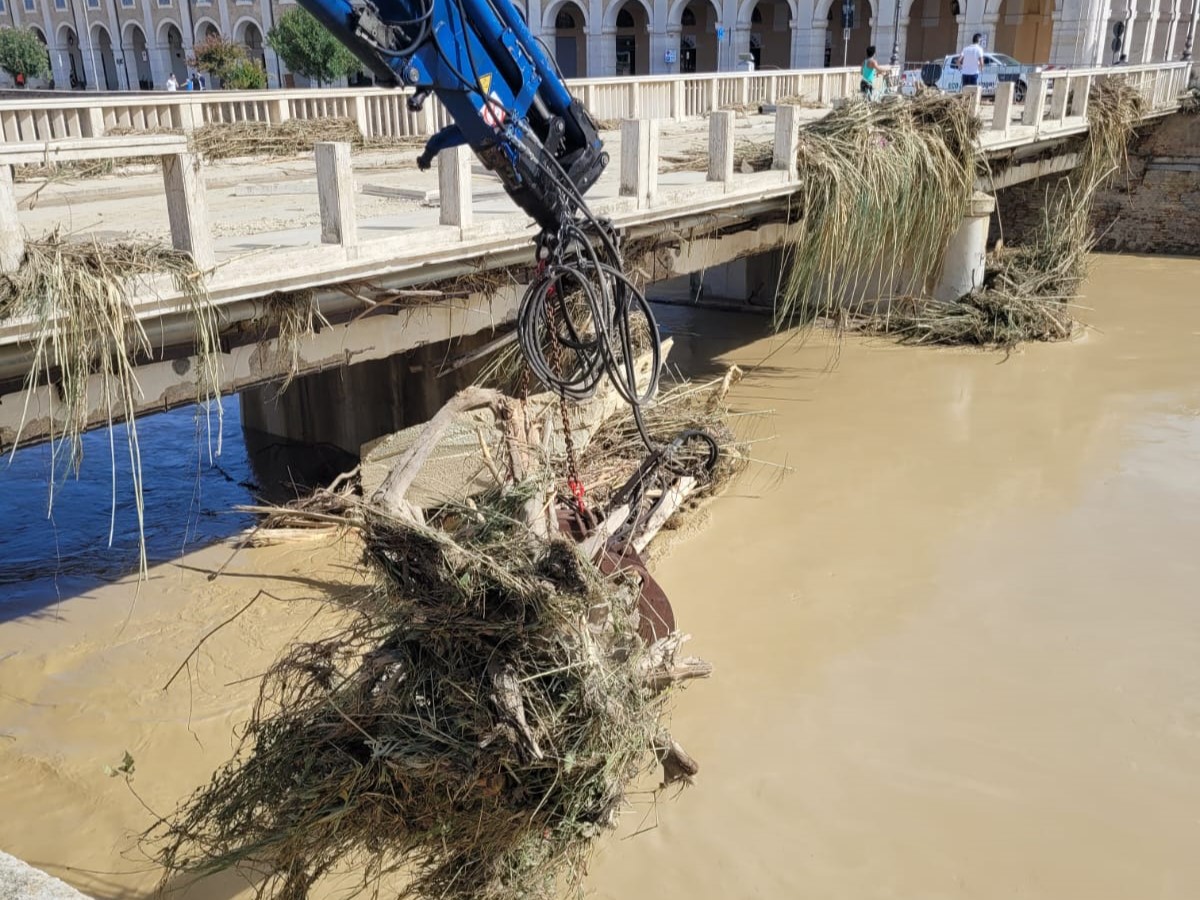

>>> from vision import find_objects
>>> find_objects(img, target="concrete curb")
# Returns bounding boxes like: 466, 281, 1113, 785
0, 851, 93, 900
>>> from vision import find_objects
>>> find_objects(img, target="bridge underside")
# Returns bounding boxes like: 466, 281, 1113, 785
0, 211, 795, 452
0, 121, 1155, 453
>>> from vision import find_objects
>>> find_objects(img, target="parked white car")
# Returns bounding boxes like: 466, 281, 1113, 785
901, 53, 1045, 102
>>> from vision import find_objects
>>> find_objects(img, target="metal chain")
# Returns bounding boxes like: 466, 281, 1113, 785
543, 277, 586, 512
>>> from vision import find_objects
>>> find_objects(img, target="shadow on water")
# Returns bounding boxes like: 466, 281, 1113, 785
0, 394, 354, 621
0, 301, 797, 623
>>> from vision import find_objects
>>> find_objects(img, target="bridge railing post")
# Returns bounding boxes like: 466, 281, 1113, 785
1048, 73, 1070, 124
627, 81, 641, 119
1067, 74, 1091, 118
619, 118, 660, 208
707, 77, 720, 113
772, 104, 800, 180
990, 80, 1014, 138
269, 97, 291, 126
315, 141, 358, 248
671, 79, 686, 121
766, 74, 778, 104
962, 85, 982, 116
161, 151, 215, 271
707, 109, 735, 186
438, 143, 473, 230
1020, 72, 1046, 132
0, 165, 24, 274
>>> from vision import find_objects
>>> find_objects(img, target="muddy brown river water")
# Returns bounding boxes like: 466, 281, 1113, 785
2, 253, 1199, 899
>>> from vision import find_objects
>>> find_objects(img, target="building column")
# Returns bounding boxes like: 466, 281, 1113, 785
77, 25, 103, 92
1138, 0, 1160, 57
651, 29, 675, 72
789, 21, 807, 66
800, 18, 827, 66
733, 24, 753, 65
48, 41, 73, 91
587, 28, 608, 74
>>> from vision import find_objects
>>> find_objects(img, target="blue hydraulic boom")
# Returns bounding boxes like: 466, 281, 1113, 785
296, 0, 719, 521
294, 0, 608, 230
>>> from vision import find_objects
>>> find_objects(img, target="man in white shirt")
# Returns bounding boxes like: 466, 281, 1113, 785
166, 73, 178, 92
956, 33, 985, 87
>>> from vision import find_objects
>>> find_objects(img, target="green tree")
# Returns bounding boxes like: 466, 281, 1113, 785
0, 27, 51, 82
223, 58, 268, 90
190, 35, 247, 84
267, 9, 361, 86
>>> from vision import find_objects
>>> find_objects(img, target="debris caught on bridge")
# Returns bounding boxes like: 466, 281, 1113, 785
148, 365, 748, 900
862, 80, 1145, 347
774, 92, 981, 329
0, 233, 220, 571
193, 118, 423, 162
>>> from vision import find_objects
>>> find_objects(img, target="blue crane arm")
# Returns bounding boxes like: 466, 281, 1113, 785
294, 0, 608, 230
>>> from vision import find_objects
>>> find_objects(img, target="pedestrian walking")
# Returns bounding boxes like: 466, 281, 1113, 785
166, 73, 178, 92
955, 33, 986, 88
860, 45, 888, 100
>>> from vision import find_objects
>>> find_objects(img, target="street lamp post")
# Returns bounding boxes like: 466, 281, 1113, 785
1183, 0, 1197, 59
890, 0, 901, 65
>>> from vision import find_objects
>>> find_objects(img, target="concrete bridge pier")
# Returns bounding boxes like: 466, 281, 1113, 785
934, 191, 997, 302
239, 330, 498, 462
688, 249, 784, 311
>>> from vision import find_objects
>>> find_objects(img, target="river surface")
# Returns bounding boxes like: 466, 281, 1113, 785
2, 253, 1199, 899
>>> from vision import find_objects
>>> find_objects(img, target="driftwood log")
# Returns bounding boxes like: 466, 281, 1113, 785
364, 375, 710, 787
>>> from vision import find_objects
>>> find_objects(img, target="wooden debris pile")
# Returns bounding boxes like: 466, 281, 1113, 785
150, 365, 745, 900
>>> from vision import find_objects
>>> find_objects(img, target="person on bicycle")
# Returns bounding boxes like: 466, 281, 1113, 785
860, 46, 888, 100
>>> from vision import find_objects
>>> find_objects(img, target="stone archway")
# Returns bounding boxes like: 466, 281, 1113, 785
126, 24, 153, 90
825, 0, 874, 67
163, 23, 189, 83
93, 25, 120, 90
750, 0, 793, 68
551, 1, 588, 78
994, 0, 1054, 63
29, 26, 52, 87
615, 0, 652, 75
58, 25, 86, 89
679, 0, 722, 72
905, 0, 958, 61
237, 20, 267, 70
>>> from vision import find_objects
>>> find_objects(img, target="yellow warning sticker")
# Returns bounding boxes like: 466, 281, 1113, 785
479, 73, 492, 95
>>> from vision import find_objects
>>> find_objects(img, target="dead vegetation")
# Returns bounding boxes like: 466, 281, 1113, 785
0, 233, 219, 571
859, 80, 1144, 347
775, 92, 982, 330
192, 118, 367, 160
148, 372, 745, 900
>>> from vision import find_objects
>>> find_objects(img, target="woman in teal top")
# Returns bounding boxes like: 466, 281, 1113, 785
860, 45, 888, 100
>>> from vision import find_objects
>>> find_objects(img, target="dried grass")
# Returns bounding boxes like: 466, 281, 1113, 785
0, 232, 220, 571
147, 376, 744, 900
192, 118, 367, 161
862, 79, 1144, 347
775, 93, 981, 329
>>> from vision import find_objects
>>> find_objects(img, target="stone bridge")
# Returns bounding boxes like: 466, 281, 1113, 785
0, 62, 1190, 452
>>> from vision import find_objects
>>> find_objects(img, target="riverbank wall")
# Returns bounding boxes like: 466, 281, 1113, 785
991, 111, 1200, 256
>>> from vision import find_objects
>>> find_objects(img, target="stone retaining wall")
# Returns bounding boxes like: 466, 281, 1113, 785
990, 111, 1200, 256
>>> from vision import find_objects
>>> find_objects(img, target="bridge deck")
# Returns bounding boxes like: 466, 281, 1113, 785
0, 61, 1189, 447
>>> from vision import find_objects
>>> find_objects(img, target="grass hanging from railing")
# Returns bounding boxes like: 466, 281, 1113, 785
864, 79, 1145, 347
774, 92, 982, 330
0, 233, 222, 574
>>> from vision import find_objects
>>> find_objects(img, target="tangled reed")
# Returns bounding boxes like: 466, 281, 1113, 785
776, 92, 981, 329
867, 79, 1144, 347
148, 376, 743, 900
151, 490, 662, 900
0, 234, 218, 571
